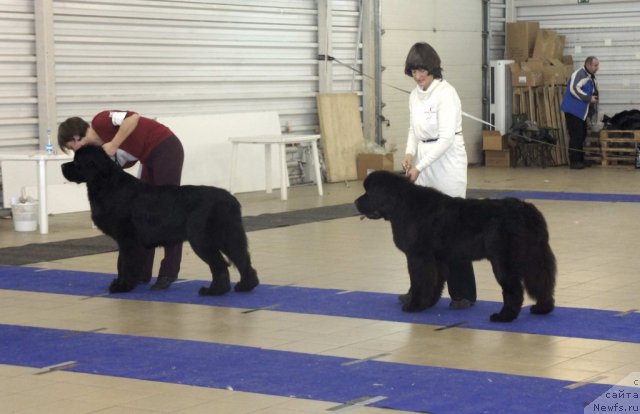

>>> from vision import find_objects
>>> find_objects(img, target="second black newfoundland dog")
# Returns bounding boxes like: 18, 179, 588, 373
62, 145, 259, 296
355, 171, 555, 322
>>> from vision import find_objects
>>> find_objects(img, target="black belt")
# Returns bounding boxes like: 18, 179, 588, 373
420, 131, 462, 143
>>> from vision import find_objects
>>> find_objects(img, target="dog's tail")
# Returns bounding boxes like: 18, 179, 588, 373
518, 203, 556, 314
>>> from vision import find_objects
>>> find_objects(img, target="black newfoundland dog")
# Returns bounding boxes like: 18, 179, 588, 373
62, 145, 259, 296
355, 171, 555, 322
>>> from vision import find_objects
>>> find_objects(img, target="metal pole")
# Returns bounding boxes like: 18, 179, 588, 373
374, 0, 382, 145
482, 0, 490, 127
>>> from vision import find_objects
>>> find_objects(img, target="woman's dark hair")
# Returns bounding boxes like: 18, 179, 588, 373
404, 42, 443, 79
57, 117, 89, 152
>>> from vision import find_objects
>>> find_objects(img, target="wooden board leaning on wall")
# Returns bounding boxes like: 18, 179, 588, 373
513, 85, 569, 166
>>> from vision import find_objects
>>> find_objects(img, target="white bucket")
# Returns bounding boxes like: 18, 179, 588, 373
11, 197, 38, 232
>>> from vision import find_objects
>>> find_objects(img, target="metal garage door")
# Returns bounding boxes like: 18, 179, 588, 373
0, 0, 364, 151
512, 0, 640, 120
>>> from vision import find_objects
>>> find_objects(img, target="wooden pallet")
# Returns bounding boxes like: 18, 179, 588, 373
513, 85, 569, 165
584, 133, 601, 164
598, 130, 640, 166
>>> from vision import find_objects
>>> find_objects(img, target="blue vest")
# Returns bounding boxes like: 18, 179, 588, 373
561, 67, 595, 121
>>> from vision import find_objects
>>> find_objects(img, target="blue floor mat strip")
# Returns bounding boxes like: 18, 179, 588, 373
1, 266, 638, 343
500, 191, 640, 203
0, 323, 608, 413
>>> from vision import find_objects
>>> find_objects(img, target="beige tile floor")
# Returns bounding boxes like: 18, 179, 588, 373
0, 165, 639, 413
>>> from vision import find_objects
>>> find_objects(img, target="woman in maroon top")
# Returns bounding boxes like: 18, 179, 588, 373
58, 110, 184, 290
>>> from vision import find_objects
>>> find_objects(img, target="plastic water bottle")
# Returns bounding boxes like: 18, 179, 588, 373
45, 128, 54, 155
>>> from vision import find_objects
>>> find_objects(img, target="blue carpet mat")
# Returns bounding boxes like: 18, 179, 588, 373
0, 323, 608, 413
500, 191, 640, 203
1, 266, 638, 343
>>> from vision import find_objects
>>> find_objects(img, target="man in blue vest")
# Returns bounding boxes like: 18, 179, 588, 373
561, 56, 599, 170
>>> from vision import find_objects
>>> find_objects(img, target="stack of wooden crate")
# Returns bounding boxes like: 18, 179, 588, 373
583, 132, 602, 165
512, 85, 569, 165
507, 21, 573, 166
597, 130, 640, 167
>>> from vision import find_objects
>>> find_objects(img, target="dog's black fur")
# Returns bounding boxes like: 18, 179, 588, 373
62, 145, 259, 295
602, 109, 640, 130
355, 171, 555, 322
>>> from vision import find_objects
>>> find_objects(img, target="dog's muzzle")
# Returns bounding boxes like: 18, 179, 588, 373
355, 197, 383, 220
361, 211, 383, 220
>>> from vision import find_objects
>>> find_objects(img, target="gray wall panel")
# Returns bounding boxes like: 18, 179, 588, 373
0, 0, 364, 153
513, 0, 640, 120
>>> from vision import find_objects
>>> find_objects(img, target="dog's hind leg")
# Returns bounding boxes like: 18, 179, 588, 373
221, 226, 259, 293
524, 243, 556, 315
193, 247, 232, 296
489, 258, 524, 322
516, 206, 556, 315
402, 255, 440, 312
232, 255, 259, 292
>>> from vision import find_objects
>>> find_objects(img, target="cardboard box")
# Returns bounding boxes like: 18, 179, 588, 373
510, 62, 543, 87
485, 149, 515, 168
356, 153, 394, 180
546, 58, 569, 85
482, 130, 508, 151
562, 55, 574, 79
553, 35, 566, 60
526, 58, 566, 85
506, 21, 539, 62
532, 29, 564, 60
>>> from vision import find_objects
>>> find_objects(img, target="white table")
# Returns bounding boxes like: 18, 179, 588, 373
229, 134, 323, 201
0, 152, 72, 234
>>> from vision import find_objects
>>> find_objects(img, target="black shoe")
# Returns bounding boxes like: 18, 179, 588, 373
569, 162, 584, 170
151, 276, 177, 290
449, 298, 475, 309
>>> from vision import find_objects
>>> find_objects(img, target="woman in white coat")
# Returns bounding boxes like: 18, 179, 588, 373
400, 42, 476, 309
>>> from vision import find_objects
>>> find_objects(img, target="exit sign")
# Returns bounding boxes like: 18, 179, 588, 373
578, 0, 589, 3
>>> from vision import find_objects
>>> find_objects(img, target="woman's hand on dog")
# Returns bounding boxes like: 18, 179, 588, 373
402, 154, 419, 182
405, 167, 419, 182
102, 141, 118, 157
402, 154, 413, 172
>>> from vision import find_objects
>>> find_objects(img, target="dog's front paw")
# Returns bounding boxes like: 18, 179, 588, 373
109, 278, 137, 293
402, 301, 428, 313
151, 276, 177, 291
401, 291, 433, 312
530, 300, 554, 315
198, 282, 232, 296
490, 310, 518, 322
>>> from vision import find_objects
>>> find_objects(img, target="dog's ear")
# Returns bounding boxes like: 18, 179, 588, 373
362, 173, 403, 220
71, 145, 120, 183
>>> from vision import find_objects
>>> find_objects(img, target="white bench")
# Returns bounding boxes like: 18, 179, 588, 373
159, 111, 323, 200
158, 111, 282, 193
228, 133, 323, 201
